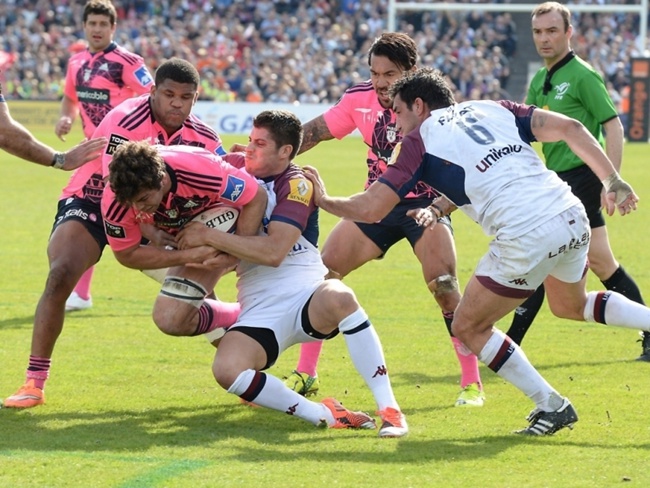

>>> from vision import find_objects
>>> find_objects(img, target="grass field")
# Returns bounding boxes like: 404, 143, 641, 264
1, 127, 649, 488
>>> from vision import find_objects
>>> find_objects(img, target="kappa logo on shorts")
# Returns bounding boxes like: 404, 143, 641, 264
221, 174, 246, 203
508, 278, 529, 286
134, 66, 153, 87
106, 134, 130, 155
104, 221, 126, 238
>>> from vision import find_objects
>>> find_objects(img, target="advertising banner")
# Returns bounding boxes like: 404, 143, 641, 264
627, 57, 650, 142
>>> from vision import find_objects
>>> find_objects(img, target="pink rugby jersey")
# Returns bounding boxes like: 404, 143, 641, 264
322, 80, 436, 199
101, 145, 259, 252
64, 42, 153, 138
61, 94, 225, 203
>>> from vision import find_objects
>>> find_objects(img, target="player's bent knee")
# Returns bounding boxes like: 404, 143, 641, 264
45, 264, 86, 296
154, 276, 207, 335
324, 267, 342, 280
320, 281, 359, 316
548, 302, 583, 321
427, 274, 459, 299
218, 365, 252, 392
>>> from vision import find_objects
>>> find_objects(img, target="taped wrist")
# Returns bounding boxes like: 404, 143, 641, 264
601, 173, 633, 206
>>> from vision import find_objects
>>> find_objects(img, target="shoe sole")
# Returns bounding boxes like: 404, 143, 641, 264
455, 400, 484, 407
379, 427, 408, 438
3, 399, 44, 408
65, 306, 92, 312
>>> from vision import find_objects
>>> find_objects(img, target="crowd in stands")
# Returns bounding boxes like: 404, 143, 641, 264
0, 0, 645, 107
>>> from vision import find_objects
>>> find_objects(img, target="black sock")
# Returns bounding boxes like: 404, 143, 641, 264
601, 266, 645, 304
506, 284, 545, 345
601, 266, 648, 341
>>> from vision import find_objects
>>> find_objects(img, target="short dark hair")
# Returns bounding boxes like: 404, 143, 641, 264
83, 0, 117, 25
108, 141, 165, 205
532, 1, 571, 32
389, 67, 456, 111
154, 58, 200, 88
253, 110, 303, 160
367, 32, 418, 72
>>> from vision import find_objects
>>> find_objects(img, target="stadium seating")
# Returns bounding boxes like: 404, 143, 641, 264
0, 1, 636, 106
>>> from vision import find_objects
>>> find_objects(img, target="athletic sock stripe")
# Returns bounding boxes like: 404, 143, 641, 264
341, 320, 371, 335
28, 356, 52, 370
193, 303, 214, 336
241, 371, 266, 402
593, 291, 611, 324
488, 337, 515, 373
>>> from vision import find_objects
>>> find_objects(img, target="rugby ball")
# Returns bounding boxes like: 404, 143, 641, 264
192, 205, 239, 233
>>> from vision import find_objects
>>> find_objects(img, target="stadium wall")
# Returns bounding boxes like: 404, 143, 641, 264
10, 100, 336, 136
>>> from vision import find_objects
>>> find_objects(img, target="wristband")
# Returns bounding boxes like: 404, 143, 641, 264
428, 202, 444, 219
51, 152, 65, 169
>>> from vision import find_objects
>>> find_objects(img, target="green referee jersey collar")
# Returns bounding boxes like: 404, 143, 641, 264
543, 50, 576, 95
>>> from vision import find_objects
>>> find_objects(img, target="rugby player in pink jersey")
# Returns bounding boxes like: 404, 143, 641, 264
54, 0, 154, 313
3, 58, 233, 409
102, 141, 266, 344
284, 32, 485, 407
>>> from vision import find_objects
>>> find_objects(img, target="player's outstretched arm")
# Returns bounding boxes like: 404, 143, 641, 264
303, 165, 400, 222
299, 115, 334, 155
530, 107, 638, 216
0, 101, 58, 166
60, 137, 108, 171
0, 100, 105, 170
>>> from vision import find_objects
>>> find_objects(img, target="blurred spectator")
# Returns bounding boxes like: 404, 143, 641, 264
0, 0, 557, 104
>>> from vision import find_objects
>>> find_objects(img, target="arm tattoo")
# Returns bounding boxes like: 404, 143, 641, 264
299, 116, 334, 154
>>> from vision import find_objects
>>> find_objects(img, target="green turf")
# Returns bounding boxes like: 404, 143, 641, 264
1, 127, 649, 488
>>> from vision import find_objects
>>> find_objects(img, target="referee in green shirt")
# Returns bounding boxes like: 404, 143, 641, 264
505, 1, 649, 361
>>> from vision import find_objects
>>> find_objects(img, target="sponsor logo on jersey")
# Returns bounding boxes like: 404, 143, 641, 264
106, 134, 130, 154
183, 200, 199, 208
135, 66, 153, 87
287, 178, 313, 206
104, 221, 126, 238
76, 87, 110, 104
354, 107, 373, 124
222, 174, 246, 203
554, 82, 570, 100
475, 144, 523, 173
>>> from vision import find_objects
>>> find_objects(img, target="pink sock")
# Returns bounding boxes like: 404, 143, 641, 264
74, 266, 95, 300
296, 341, 323, 377
26, 356, 51, 390
451, 337, 482, 389
194, 299, 241, 335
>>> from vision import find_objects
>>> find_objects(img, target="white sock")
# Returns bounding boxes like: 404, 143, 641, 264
228, 369, 329, 426
479, 329, 559, 410
339, 308, 399, 411
584, 291, 650, 331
